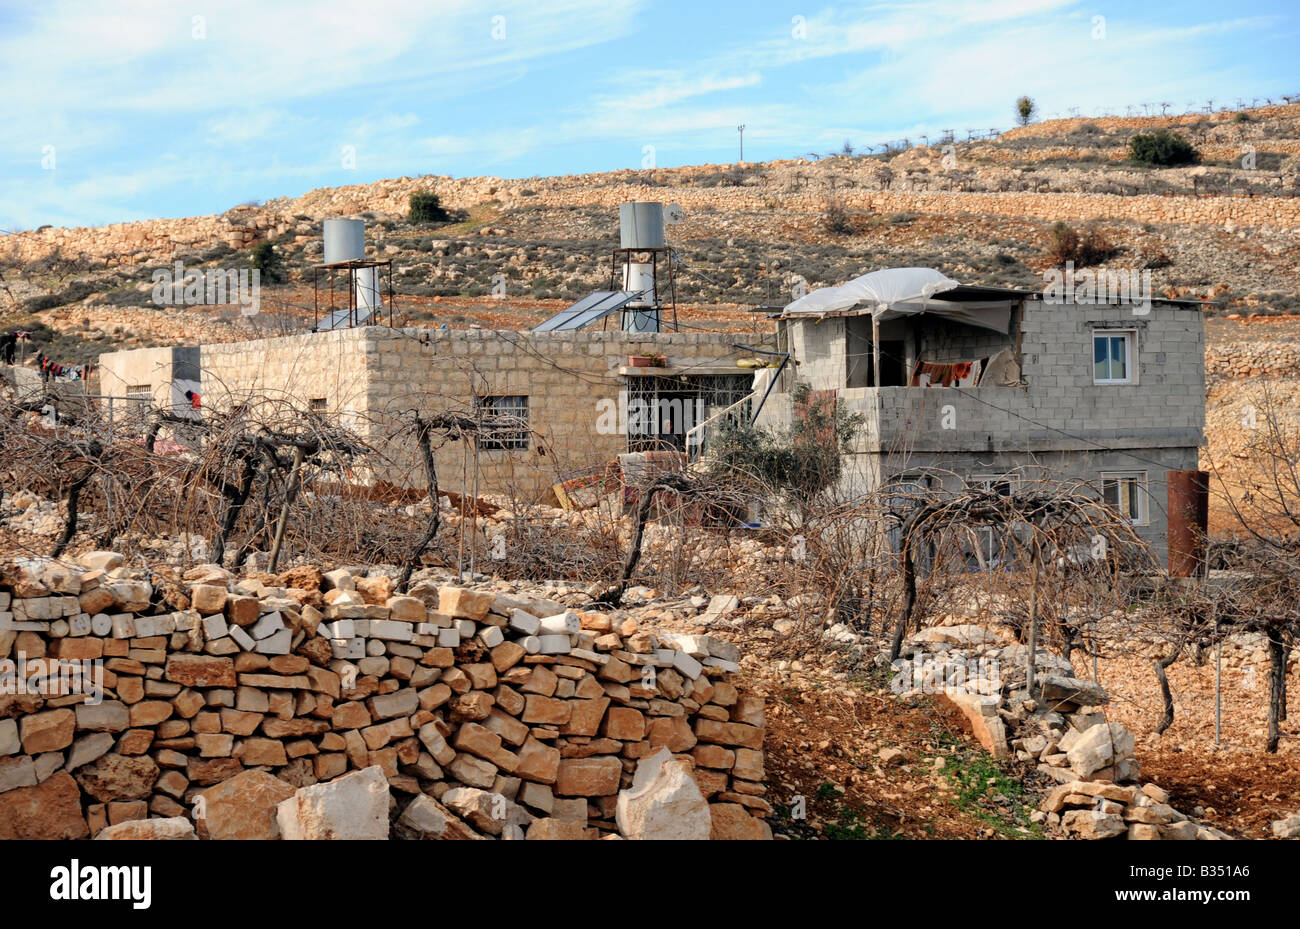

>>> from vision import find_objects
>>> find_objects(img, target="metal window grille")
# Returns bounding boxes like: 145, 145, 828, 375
475, 395, 529, 450
624, 373, 751, 452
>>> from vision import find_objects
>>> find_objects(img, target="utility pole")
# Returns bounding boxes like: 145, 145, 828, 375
737, 125, 746, 164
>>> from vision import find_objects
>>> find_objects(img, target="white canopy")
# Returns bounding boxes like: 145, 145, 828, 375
782, 267, 1012, 334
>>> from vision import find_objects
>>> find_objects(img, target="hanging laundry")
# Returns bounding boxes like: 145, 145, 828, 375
911, 358, 985, 388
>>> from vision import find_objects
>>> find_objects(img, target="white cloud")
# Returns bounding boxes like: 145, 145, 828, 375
0, 0, 646, 115
0, 0, 1292, 229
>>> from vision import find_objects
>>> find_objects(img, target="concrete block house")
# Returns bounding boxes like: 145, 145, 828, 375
762, 267, 1206, 560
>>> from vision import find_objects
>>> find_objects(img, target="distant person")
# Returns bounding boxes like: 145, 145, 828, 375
185, 389, 201, 410
0, 331, 15, 365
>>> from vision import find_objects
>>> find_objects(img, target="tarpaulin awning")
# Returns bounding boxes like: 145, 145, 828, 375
781, 267, 1013, 335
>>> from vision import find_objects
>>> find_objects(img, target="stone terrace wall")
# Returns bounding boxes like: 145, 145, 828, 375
1206, 341, 1300, 380
0, 555, 769, 840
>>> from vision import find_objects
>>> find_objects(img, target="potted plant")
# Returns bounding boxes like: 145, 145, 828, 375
628, 353, 667, 367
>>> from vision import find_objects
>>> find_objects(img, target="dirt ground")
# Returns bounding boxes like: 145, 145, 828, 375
758, 673, 1045, 839
1082, 648, 1300, 838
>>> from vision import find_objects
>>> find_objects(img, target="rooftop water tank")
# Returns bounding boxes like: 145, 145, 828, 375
323, 218, 365, 264
619, 202, 665, 250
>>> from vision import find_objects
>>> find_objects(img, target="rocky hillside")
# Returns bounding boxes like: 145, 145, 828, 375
2, 101, 1299, 360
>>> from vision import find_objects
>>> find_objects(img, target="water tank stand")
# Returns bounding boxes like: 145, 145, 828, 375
607, 248, 677, 332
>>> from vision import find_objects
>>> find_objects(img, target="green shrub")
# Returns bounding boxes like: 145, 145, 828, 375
707, 381, 865, 506
1046, 222, 1079, 264
822, 200, 856, 236
1015, 95, 1036, 126
1076, 226, 1116, 266
408, 191, 450, 224
1127, 130, 1198, 166
251, 242, 285, 283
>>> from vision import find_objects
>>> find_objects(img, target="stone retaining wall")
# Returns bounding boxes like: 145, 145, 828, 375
0, 555, 769, 840
1206, 341, 1300, 380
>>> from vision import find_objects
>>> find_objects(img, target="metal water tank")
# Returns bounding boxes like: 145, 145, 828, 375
356, 266, 381, 315
619, 202, 665, 249
323, 218, 365, 264
622, 261, 656, 306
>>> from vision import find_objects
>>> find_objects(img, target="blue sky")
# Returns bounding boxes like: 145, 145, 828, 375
1, 0, 1296, 231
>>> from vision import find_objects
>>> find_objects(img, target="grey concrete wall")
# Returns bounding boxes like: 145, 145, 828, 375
787, 316, 846, 391
841, 445, 1198, 563
784, 300, 1205, 455
777, 298, 1205, 561
916, 312, 1017, 365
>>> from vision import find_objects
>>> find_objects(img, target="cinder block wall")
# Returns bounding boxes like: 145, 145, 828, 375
787, 317, 845, 391
783, 300, 1205, 562
790, 301, 1205, 456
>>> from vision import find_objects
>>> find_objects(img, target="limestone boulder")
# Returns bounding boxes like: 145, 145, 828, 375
197, 769, 296, 840
96, 817, 197, 840
441, 787, 532, 836
277, 765, 390, 840
1038, 675, 1108, 708
1061, 809, 1126, 839
708, 802, 773, 840
526, 818, 591, 840
395, 794, 484, 840
1065, 723, 1114, 778
1272, 813, 1300, 839
616, 748, 711, 840
75, 753, 159, 802
0, 772, 89, 839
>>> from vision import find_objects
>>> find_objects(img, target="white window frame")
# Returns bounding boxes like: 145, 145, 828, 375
968, 474, 1019, 568
1093, 329, 1136, 385
1100, 470, 1149, 526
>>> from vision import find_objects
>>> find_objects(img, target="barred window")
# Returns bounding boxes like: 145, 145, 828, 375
475, 395, 529, 450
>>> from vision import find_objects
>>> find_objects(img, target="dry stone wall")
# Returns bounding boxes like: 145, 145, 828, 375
1206, 341, 1300, 380
8, 125, 1300, 271
0, 554, 769, 840
890, 620, 1233, 840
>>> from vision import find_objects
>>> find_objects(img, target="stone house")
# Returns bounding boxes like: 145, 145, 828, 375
92, 344, 202, 430
120, 326, 772, 502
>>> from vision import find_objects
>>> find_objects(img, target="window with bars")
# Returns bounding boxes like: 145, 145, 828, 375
624, 373, 751, 452
310, 398, 327, 413
475, 395, 530, 450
